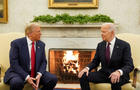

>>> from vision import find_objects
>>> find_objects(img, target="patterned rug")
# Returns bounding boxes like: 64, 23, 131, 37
54, 89, 80, 90
38, 89, 80, 90
36, 88, 80, 90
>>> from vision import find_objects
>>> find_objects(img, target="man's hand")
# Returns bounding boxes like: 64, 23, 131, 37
78, 67, 89, 78
27, 77, 37, 89
109, 71, 121, 84
35, 74, 41, 90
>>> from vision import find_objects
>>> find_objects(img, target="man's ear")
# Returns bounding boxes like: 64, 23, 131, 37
28, 32, 32, 37
111, 30, 114, 34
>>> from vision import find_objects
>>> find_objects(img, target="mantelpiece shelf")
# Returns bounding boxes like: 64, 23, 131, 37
40, 23, 119, 38
40, 23, 119, 28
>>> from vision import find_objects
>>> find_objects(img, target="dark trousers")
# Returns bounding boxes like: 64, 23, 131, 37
80, 71, 129, 90
9, 71, 58, 90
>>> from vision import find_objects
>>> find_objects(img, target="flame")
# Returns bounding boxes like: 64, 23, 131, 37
62, 50, 79, 74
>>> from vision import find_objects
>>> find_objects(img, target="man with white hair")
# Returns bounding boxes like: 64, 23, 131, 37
78, 23, 134, 90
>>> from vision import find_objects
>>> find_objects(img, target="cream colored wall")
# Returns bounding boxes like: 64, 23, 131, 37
0, 0, 140, 34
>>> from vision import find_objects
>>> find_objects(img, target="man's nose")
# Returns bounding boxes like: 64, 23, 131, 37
40, 32, 42, 35
101, 33, 104, 36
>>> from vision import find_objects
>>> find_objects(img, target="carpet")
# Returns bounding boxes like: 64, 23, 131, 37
38, 89, 80, 90
54, 89, 80, 90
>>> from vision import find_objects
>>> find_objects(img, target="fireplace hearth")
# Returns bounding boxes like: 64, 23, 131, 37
49, 48, 96, 83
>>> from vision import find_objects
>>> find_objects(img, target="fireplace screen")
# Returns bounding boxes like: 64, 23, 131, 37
49, 48, 96, 83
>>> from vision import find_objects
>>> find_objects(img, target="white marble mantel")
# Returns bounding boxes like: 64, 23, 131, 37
40, 23, 119, 60
40, 23, 110, 88
40, 23, 119, 38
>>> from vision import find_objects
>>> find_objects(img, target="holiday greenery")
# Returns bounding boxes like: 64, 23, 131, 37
32, 13, 114, 24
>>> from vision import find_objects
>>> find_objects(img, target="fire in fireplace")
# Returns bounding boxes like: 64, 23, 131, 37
62, 50, 79, 74
49, 48, 96, 83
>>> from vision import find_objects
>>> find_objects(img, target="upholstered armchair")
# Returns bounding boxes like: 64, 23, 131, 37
0, 33, 33, 90
89, 33, 140, 90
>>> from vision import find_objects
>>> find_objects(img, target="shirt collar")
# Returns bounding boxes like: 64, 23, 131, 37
110, 37, 116, 45
26, 36, 35, 45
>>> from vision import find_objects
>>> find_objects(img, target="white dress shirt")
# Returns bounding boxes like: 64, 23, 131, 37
27, 36, 36, 70
25, 37, 42, 81
108, 37, 116, 59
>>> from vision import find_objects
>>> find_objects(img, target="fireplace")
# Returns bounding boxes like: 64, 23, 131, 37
40, 24, 102, 88
49, 48, 96, 83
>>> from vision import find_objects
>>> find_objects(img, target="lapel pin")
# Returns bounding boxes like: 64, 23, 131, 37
38, 46, 40, 48
116, 46, 119, 48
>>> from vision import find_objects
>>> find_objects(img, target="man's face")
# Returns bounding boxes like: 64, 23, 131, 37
101, 25, 113, 42
30, 26, 41, 41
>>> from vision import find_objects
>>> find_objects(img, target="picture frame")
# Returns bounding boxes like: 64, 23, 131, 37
48, 0, 98, 9
0, 0, 8, 23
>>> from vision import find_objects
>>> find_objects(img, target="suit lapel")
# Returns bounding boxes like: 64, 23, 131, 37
22, 37, 30, 70
102, 41, 107, 64
35, 41, 41, 69
109, 38, 120, 64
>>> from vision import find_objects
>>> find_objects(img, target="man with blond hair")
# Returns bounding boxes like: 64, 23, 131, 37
4, 23, 57, 90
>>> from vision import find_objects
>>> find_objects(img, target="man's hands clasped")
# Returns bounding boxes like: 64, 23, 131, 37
27, 74, 41, 90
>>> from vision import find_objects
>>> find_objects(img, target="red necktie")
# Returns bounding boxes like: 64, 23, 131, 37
105, 42, 111, 64
31, 41, 35, 77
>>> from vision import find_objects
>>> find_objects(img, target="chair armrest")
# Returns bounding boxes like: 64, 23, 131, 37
132, 67, 140, 88
0, 64, 1, 82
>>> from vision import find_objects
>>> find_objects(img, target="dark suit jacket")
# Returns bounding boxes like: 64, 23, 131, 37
87, 38, 134, 80
4, 37, 47, 83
